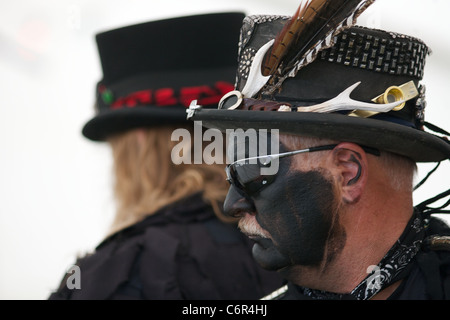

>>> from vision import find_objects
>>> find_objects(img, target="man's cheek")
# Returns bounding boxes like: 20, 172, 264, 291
254, 170, 338, 266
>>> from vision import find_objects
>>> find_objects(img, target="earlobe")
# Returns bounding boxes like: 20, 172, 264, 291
332, 143, 368, 204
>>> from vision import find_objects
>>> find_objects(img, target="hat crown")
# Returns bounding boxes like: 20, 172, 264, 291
97, 12, 245, 85
235, 14, 429, 104
82, 12, 245, 141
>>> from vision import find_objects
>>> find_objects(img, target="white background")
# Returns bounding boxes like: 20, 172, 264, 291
1, 0, 449, 299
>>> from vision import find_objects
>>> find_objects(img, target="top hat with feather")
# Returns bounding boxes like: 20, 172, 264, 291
82, 12, 245, 141
188, 0, 450, 162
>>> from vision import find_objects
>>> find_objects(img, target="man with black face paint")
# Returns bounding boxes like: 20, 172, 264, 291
226, 133, 340, 273
189, 1, 450, 300
225, 132, 402, 298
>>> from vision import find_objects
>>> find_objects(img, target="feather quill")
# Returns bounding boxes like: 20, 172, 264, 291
262, 0, 375, 93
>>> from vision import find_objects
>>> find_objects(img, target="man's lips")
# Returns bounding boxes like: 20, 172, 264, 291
246, 235, 273, 248
238, 213, 289, 269
251, 236, 291, 271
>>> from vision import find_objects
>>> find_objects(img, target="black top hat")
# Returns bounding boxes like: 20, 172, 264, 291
189, 8, 450, 162
82, 12, 245, 141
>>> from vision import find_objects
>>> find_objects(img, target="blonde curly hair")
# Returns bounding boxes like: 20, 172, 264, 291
107, 125, 233, 235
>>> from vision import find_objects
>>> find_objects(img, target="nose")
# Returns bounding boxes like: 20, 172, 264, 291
223, 185, 256, 218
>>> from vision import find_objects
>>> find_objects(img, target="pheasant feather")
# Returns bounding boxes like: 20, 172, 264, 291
262, 0, 375, 93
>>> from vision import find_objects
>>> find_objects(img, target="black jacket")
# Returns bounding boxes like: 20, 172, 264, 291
49, 193, 282, 300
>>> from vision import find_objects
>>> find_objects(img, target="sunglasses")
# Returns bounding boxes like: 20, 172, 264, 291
225, 144, 380, 197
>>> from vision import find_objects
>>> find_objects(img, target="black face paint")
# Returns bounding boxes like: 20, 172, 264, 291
224, 134, 347, 272
223, 184, 292, 271
253, 163, 346, 269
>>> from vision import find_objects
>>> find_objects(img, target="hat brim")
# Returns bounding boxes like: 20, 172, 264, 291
82, 105, 189, 141
192, 109, 450, 162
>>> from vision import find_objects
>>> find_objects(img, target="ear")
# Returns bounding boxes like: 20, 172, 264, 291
331, 142, 369, 204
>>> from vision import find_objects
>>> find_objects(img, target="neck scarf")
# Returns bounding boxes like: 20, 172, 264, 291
295, 210, 426, 300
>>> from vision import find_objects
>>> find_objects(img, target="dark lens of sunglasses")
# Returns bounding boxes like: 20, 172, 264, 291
229, 163, 276, 196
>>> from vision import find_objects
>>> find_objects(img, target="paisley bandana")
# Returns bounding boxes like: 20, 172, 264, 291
295, 210, 426, 300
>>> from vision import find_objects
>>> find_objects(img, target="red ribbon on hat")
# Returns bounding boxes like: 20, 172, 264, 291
108, 81, 234, 110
